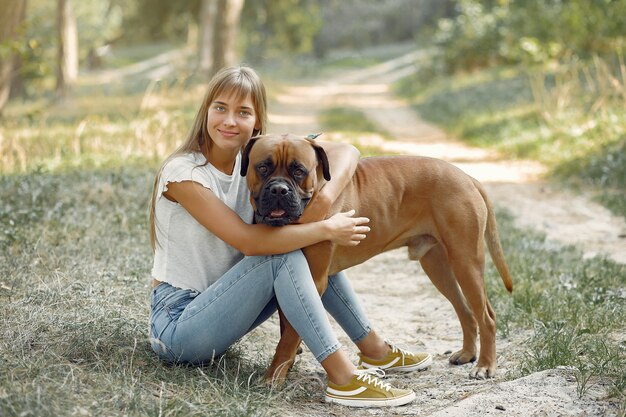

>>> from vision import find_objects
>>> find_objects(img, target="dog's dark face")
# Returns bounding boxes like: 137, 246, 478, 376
240, 134, 331, 226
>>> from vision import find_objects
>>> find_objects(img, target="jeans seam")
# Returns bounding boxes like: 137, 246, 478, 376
328, 278, 371, 343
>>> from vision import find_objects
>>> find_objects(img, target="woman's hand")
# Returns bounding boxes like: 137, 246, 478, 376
323, 209, 370, 246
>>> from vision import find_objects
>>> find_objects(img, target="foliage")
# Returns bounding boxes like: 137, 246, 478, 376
312, 0, 444, 58
117, 0, 200, 42
241, 0, 322, 62
432, 0, 626, 73
8, 0, 453, 99
11, 0, 127, 96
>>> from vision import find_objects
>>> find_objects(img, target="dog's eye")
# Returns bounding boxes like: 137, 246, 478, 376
293, 168, 305, 177
258, 166, 268, 174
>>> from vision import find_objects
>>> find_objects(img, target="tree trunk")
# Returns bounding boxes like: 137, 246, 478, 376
198, 0, 218, 73
211, 0, 245, 76
0, 0, 26, 115
9, 0, 27, 99
56, 0, 79, 96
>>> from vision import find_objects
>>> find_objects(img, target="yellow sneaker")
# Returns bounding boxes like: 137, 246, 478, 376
325, 369, 415, 408
358, 341, 432, 373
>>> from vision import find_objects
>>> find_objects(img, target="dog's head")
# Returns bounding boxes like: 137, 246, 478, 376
240, 134, 331, 226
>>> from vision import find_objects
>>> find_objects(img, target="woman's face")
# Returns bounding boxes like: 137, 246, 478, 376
206, 92, 259, 155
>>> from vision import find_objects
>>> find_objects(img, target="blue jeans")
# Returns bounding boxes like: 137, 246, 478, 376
149, 250, 372, 365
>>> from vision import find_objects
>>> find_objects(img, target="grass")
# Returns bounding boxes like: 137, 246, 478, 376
0, 169, 295, 417
1, 44, 625, 415
318, 106, 391, 144
395, 60, 626, 219
484, 211, 626, 403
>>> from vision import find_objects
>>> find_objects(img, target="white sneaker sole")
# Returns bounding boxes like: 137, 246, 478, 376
389, 354, 433, 373
324, 391, 416, 408
360, 354, 433, 373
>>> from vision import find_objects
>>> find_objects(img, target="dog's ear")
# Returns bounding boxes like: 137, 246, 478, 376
310, 141, 331, 181
240, 138, 258, 177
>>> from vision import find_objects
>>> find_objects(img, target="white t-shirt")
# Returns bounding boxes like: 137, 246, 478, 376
151, 151, 254, 292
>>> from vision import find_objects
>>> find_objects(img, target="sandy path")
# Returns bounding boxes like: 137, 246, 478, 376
260, 50, 625, 416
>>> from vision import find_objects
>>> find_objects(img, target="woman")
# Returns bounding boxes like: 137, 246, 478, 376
148, 66, 431, 408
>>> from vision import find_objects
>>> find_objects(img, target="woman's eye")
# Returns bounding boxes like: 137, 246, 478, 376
240, 111, 251, 117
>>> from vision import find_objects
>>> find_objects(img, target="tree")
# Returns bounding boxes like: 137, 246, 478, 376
56, 0, 78, 96
198, 0, 217, 73
211, 0, 244, 75
0, 0, 26, 115
241, 0, 322, 62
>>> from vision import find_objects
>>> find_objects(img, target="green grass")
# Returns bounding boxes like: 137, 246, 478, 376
318, 106, 397, 157
319, 106, 388, 137
0, 80, 204, 174
0, 169, 295, 417
485, 211, 626, 402
396, 64, 626, 219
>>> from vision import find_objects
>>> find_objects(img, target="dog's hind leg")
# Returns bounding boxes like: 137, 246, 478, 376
418, 243, 479, 366
446, 246, 497, 379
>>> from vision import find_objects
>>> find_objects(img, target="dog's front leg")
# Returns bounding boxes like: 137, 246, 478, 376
265, 242, 334, 385
265, 309, 301, 386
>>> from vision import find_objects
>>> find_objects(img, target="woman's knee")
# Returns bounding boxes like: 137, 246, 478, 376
271, 250, 307, 273
276, 249, 306, 262
271, 250, 315, 287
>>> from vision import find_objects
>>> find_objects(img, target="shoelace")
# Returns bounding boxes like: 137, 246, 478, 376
387, 341, 415, 364
355, 368, 391, 392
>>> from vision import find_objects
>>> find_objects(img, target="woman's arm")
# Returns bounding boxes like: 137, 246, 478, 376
298, 141, 360, 223
164, 181, 370, 256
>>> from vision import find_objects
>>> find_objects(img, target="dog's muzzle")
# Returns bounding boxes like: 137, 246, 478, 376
254, 179, 309, 227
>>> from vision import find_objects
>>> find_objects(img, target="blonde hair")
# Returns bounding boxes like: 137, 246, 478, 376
149, 66, 268, 250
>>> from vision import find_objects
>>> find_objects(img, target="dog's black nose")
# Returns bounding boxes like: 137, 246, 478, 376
269, 183, 290, 195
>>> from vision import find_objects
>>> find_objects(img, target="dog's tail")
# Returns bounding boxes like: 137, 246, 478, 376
473, 178, 513, 293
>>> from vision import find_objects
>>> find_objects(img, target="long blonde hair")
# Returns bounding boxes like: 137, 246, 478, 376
149, 66, 268, 250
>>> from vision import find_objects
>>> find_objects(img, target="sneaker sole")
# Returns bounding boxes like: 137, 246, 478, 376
388, 354, 433, 373
360, 354, 433, 373
324, 391, 416, 408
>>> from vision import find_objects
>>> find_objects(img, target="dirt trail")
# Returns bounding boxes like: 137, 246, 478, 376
262, 50, 624, 416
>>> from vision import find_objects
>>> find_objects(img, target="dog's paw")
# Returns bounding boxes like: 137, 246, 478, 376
263, 359, 294, 387
448, 349, 476, 365
469, 364, 496, 379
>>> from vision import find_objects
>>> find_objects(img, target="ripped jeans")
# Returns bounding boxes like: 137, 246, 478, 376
149, 250, 372, 364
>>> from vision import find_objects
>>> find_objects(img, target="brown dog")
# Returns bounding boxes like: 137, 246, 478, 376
241, 133, 513, 383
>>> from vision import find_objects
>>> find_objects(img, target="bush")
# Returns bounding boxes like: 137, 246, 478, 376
433, 0, 626, 74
